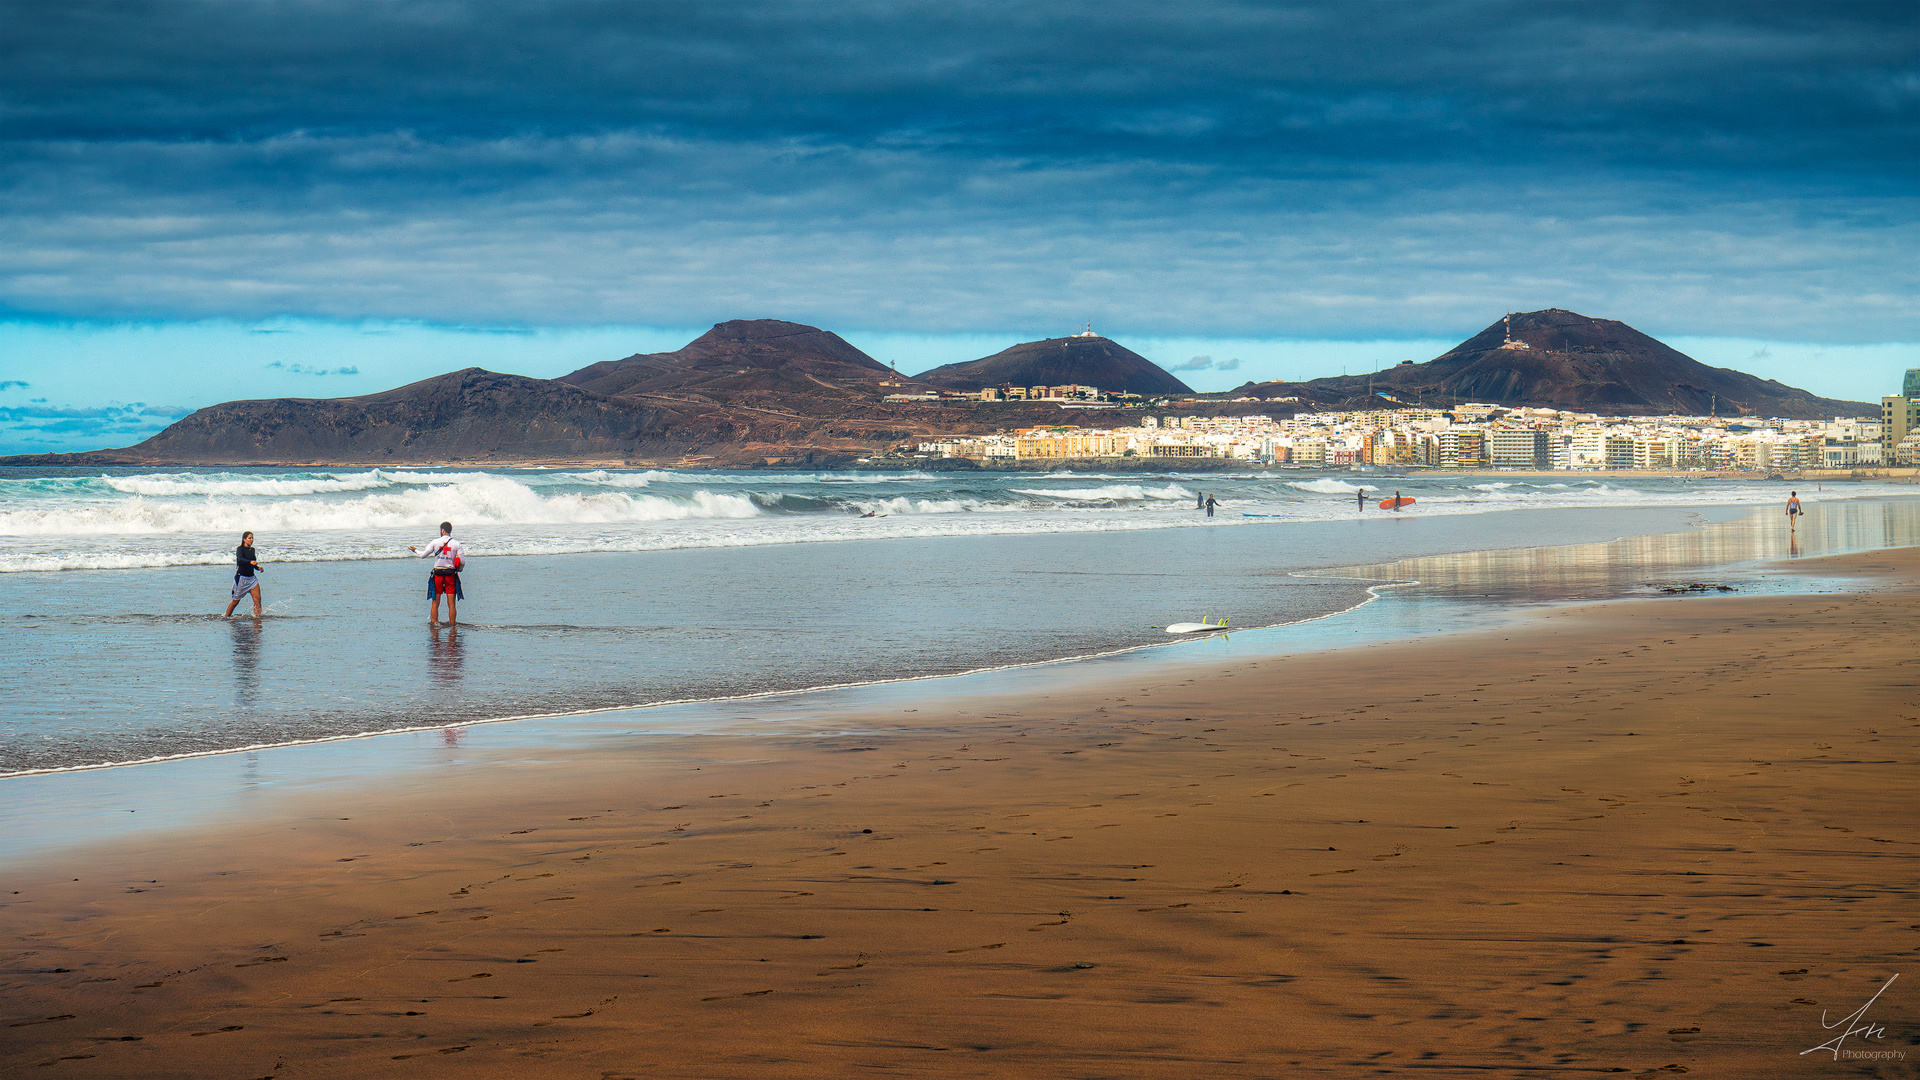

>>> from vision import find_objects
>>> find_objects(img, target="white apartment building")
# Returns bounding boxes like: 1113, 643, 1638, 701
907, 404, 1880, 471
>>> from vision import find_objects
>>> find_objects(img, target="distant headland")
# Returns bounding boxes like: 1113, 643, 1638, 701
0, 310, 1877, 470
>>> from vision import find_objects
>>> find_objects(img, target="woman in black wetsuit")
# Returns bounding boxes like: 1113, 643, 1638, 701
223, 530, 263, 618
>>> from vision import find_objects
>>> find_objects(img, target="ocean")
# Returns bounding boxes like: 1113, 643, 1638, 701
3, 464, 1913, 776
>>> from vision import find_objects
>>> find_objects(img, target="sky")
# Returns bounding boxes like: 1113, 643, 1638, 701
1, 0, 1916, 453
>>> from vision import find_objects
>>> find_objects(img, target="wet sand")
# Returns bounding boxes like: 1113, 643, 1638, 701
4, 550, 1916, 1078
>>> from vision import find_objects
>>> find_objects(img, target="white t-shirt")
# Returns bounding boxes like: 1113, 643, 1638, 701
421, 535, 463, 570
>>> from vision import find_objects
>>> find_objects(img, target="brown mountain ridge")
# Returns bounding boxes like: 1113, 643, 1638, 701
914, 332, 1194, 396
6, 320, 1078, 467
558, 319, 910, 399
1231, 309, 1872, 419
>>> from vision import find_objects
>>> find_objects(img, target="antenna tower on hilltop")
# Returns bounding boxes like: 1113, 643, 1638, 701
1501, 313, 1531, 350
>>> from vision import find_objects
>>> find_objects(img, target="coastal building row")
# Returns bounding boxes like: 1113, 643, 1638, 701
885, 384, 1111, 404
915, 407, 1890, 470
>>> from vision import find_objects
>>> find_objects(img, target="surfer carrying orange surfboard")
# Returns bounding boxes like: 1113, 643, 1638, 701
1378, 491, 1415, 511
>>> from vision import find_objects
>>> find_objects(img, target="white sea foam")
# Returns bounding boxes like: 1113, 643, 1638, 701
1289, 478, 1366, 493
848, 495, 1010, 515
1009, 483, 1192, 501
1, 465, 1902, 575
102, 470, 399, 497
0, 475, 765, 537
555, 469, 682, 488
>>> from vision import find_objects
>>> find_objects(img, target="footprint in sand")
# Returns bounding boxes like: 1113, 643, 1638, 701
393, 1046, 470, 1059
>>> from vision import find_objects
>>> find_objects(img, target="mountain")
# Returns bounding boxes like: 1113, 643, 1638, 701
1229, 309, 1874, 419
74, 368, 662, 463
558, 319, 910, 399
9, 319, 1070, 467
914, 332, 1194, 396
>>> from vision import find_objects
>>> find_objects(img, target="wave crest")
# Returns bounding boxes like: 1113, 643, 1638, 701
0, 475, 764, 536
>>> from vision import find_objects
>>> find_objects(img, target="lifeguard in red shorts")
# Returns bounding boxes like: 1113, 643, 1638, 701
409, 521, 465, 625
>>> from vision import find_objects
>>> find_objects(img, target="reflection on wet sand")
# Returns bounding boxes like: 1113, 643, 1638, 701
228, 616, 266, 707
1336, 497, 1920, 605
428, 622, 464, 689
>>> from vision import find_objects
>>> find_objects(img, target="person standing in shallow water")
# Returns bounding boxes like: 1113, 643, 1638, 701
1786, 491, 1803, 531
1204, 493, 1217, 518
222, 530, 263, 618
1357, 489, 1367, 512
409, 521, 464, 625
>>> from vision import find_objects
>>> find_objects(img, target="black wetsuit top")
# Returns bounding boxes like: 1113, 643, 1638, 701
236, 544, 257, 576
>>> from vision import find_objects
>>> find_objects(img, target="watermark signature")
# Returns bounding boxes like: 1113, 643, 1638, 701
1803, 973, 1902, 1061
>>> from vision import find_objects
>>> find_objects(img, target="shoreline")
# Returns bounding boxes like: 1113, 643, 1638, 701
3, 543, 1916, 1075
0, 573, 1407, 783
0, 499, 1822, 782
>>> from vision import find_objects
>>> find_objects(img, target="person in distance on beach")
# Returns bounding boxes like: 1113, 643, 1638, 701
409, 521, 464, 625
1786, 491, 1803, 531
222, 530, 263, 619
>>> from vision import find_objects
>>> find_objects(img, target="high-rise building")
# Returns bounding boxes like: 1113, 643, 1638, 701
1487, 428, 1549, 468
1883, 395, 1920, 457
1904, 368, 1920, 399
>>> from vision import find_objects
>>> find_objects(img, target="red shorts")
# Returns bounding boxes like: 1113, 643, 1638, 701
432, 573, 459, 595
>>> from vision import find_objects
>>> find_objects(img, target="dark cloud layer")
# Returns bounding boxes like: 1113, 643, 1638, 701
9, 0, 1913, 175
1, 1, 1914, 340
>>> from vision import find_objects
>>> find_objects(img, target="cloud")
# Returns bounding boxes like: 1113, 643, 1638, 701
0, 400, 191, 452
266, 361, 360, 375
1172, 355, 1241, 372
0, 380, 27, 390
0, 1, 1913, 344
0, 404, 133, 420
6, 1, 1914, 175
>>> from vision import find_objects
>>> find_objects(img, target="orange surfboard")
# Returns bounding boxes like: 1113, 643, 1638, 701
1378, 497, 1415, 510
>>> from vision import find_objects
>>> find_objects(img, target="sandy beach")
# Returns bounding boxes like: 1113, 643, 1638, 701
4, 549, 1916, 1078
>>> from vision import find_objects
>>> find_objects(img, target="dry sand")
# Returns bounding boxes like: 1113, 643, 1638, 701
4, 550, 1917, 1079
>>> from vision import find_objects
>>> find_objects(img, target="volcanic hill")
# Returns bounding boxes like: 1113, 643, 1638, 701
914, 332, 1194, 396
558, 319, 909, 399
7, 320, 1076, 467
1230, 309, 1873, 419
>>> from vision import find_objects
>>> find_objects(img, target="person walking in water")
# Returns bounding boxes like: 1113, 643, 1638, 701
409, 521, 464, 625
1195, 491, 1205, 510
222, 530, 264, 618
1204, 493, 1217, 518
1785, 491, 1803, 531
1356, 488, 1367, 512
1391, 490, 1404, 512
